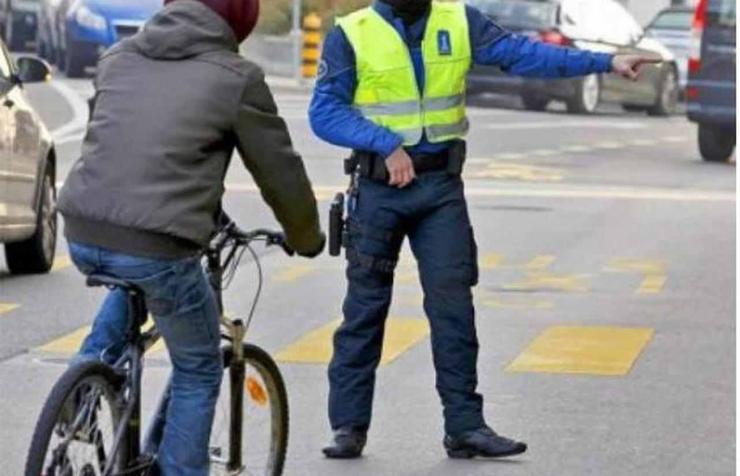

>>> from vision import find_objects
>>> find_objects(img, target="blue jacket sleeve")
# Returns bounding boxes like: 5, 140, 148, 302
308, 26, 403, 158
466, 5, 613, 78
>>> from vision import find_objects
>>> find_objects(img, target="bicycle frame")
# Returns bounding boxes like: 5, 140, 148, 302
98, 232, 252, 475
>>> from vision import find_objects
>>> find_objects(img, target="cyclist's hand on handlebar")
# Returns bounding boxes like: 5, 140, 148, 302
297, 232, 326, 259
266, 232, 295, 256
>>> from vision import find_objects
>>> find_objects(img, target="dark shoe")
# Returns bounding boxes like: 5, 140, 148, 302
322, 427, 367, 459
444, 426, 527, 459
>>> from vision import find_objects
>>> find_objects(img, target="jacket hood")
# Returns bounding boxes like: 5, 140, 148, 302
134, 0, 238, 60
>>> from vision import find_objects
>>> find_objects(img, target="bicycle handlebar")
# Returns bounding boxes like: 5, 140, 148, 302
211, 215, 294, 257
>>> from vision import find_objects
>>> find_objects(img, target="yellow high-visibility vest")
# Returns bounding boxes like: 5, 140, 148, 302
337, 1, 471, 146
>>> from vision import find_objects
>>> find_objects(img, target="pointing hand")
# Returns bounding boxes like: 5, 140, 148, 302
611, 54, 662, 81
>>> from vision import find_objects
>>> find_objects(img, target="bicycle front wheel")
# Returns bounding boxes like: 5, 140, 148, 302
209, 343, 289, 476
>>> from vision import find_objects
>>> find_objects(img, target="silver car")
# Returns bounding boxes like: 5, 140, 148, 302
645, 6, 694, 91
0, 41, 56, 274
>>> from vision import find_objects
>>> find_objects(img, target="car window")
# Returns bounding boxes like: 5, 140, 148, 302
648, 10, 693, 30
708, 0, 736, 27
467, 0, 555, 29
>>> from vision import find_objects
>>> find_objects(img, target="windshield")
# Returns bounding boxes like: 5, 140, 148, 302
708, 0, 736, 27
648, 10, 692, 30
467, 0, 555, 29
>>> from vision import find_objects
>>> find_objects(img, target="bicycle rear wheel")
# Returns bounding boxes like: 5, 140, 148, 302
210, 343, 289, 476
25, 361, 125, 476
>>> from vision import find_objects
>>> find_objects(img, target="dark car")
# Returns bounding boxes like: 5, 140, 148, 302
645, 6, 693, 91
0, 0, 40, 51
467, 0, 680, 116
686, 0, 735, 162
0, 42, 57, 274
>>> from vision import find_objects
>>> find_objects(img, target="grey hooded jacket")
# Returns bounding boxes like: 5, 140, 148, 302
58, 0, 322, 258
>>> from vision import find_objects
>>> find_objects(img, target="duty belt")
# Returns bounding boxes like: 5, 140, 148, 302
344, 140, 467, 183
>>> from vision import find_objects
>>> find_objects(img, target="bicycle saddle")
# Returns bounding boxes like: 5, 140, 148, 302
86, 274, 143, 294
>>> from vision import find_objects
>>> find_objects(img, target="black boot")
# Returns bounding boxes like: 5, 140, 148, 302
322, 427, 367, 459
444, 426, 527, 459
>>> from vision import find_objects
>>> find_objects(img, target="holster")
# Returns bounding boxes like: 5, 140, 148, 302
328, 193, 345, 257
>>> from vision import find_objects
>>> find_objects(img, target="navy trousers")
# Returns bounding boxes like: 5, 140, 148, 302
328, 171, 486, 436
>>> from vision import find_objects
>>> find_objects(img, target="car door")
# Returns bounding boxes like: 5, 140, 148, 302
0, 42, 19, 239
4, 42, 41, 227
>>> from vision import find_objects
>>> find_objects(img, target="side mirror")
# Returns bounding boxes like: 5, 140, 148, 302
15, 56, 52, 84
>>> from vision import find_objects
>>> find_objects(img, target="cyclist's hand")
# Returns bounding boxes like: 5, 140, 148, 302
297, 232, 326, 259
386, 147, 415, 188
267, 232, 295, 256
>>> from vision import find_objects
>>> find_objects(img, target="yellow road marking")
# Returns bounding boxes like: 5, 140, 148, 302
505, 271, 590, 293
594, 142, 622, 149
480, 254, 555, 270
506, 326, 654, 376
52, 255, 73, 271
0, 303, 20, 315
561, 145, 592, 153
475, 162, 564, 182
276, 317, 430, 365
480, 298, 553, 310
396, 270, 419, 284
274, 264, 316, 283
36, 319, 166, 355
605, 258, 668, 295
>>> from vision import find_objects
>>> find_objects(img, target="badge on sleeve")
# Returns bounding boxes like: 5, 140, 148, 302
437, 30, 452, 56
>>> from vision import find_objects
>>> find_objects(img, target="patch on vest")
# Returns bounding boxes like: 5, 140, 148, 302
437, 30, 452, 56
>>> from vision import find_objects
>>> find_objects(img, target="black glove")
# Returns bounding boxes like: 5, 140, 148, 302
298, 232, 326, 259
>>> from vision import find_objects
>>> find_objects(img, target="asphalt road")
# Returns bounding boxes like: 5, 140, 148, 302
0, 75, 735, 476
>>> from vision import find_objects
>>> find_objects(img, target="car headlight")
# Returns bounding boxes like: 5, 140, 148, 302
75, 5, 107, 31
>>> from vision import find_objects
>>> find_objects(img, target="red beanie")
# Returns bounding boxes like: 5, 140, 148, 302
164, 0, 259, 43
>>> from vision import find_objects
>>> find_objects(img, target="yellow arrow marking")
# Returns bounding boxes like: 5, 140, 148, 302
505, 271, 590, 293
605, 258, 668, 295
0, 303, 20, 315
52, 255, 73, 271
471, 162, 564, 182
274, 264, 316, 283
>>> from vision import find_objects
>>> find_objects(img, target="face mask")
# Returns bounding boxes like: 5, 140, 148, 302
381, 0, 432, 24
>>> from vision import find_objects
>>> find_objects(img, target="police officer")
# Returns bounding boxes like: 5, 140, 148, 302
309, 0, 657, 460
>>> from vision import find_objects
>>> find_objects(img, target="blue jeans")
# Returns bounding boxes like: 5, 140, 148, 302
329, 172, 485, 436
68, 242, 222, 476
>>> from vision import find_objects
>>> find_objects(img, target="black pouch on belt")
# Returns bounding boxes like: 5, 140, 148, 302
446, 140, 467, 176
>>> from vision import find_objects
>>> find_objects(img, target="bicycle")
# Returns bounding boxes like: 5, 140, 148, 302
25, 219, 293, 475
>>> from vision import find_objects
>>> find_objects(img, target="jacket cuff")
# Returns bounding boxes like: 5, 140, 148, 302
594, 53, 614, 74
378, 134, 404, 159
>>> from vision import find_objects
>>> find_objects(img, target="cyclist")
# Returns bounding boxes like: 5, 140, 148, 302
57, 0, 324, 474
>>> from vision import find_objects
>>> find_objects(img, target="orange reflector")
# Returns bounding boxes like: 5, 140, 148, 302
246, 376, 268, 407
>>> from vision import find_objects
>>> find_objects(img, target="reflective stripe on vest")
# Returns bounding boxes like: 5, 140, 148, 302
337, 1, 472, 146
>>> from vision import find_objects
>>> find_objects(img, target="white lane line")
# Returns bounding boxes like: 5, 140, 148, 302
630, 139, 658, 146
481, 121, 645, 131
224, 183, 735, 202
561, 145, 593, 153
48, 80, 90, 142
593, 142, 623, 149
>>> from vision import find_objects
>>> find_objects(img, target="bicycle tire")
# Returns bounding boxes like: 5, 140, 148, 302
215, 343, 289, 476
25, 361, 125, 476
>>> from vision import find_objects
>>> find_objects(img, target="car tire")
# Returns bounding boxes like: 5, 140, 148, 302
521, 94, 550, 112
648, 67, 678, 117
4, 162, 57, 274
698, 124, 735, 163
567, 74, 600, 114
64, 45, 86, 78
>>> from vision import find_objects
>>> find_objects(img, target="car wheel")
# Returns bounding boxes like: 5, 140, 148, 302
64, 44, 86, 78
521, 94, 550, 112
567, 74, 600, 114
648, 67, 678, 117
4, 163, 57, 274
698, 124, 735, 163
